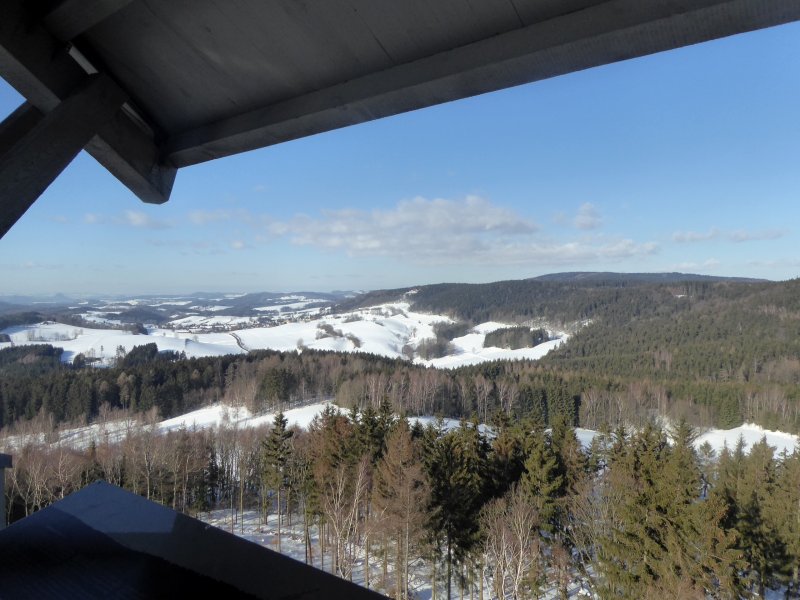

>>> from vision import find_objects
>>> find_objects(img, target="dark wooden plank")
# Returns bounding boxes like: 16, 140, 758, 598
0, 74, 126, 239
0, 482, 389, 599
343, 0, 522, 65
44, 0, 134, 41
0, 102, 42, 157
164, 0, 800, 167
0, 0, 174, 205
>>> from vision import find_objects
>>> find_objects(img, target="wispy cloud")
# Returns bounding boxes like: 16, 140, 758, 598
266, 195, 535, 259
745, 258, 800, 268
188, 210, 232, 225
146, 238, 222, 255
122, 210, 170, 229
671, 258, 721, 271
673, 227, 786, 243
188, 209, 257, 226
553, 203, 603, 230
266, 195, 656, 266
0, 261, 66, 271
672, 228, 719, 243
84, 211, 171, 229
573, 203, 602, 230
45, 215, 69, 224
728, 229, 786, 243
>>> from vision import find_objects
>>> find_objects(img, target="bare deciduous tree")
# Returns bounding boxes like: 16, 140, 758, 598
481, 485, 542, 600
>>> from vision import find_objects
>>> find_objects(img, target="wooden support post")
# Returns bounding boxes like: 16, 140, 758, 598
0, 454, 11, 529
0, 73, 126, 239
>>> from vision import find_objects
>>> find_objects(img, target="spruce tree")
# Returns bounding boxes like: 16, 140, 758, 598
424, 423, 488, 599
375, 420, 429, 599
520, 427, 562, 534
737, 437, 786, 597
657, 420, 742, 597
488, 420, 526, 498
262, 411, 293, 552
771, 446, 800, 596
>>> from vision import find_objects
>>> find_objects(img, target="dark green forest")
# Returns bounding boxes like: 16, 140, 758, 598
3, 274, 800, 597
2, 276, 800, 433
3, 401, 799, 598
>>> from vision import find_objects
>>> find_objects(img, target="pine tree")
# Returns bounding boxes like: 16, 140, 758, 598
424, 423, 488, 599
594, 423, 670, 598
771, 445, 800, 596
656, 420, 743, 597
736, 437, 787, 597
520, 427, 562, 534
488, 420, 526, 498
549, 414, 586, 536
375, 420, 429, 599
262, 411, 293, 552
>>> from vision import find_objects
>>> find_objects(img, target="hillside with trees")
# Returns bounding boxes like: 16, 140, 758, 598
2, 276, 800, 434
3, 403, 799, 598
3, 273, 800, 596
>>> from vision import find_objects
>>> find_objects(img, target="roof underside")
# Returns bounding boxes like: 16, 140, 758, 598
0, 481, 385, 599
2, 0, 800, 207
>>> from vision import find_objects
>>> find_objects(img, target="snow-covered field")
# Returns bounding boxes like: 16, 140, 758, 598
198, 504, 599, 599
8, 394, 795, 459
1, 322, 243, 363
695, 423, 799, 455
422, 336, 567, 369
1, 401, 338, 451
1, 302, 568, 368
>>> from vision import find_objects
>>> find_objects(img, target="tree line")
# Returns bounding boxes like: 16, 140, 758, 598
3, 337, 800, 437
4, 403, 799, 598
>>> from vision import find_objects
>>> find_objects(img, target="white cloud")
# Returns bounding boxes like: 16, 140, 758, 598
188, 209, 258, 226
670, 258, 720, 271
189, 210, 232, 225
17, 261, 64, 270
673, 227, 786, 243
84, 211, 170, 229
573, 203, 602, 230
266, 195, 657, 267
267, 195, 534, 259
122, 210, 170, 229
728, 229, 786, 243
672, 228, 719, 243
745, 258, 800, 268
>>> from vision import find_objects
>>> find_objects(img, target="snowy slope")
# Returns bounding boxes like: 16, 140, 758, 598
2, 303, 567, 369
695, 423, 798, 455
570, 423, 798, 456
4, 389, 797, 462
418, 320, 568, 369
1, 322, 242, 363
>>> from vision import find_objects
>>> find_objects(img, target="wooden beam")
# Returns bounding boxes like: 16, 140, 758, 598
165, 0, 800, 167
87, 114, 176, 205
0, 102, 42, 157
0, 74, 126, 239
44, 0, 135, 42
0, 0, 174, 205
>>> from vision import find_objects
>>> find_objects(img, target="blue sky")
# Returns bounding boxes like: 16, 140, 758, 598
1, 22, 799, 295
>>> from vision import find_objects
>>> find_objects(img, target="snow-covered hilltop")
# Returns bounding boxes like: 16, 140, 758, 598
0, 302, 568, 368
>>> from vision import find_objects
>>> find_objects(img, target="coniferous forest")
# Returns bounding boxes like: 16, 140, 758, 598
2, 275, 800, 597
4, 398, 800, 598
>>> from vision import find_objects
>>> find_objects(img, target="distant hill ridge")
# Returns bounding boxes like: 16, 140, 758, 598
529, 271, 767, 284
336, 271, 775, 325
